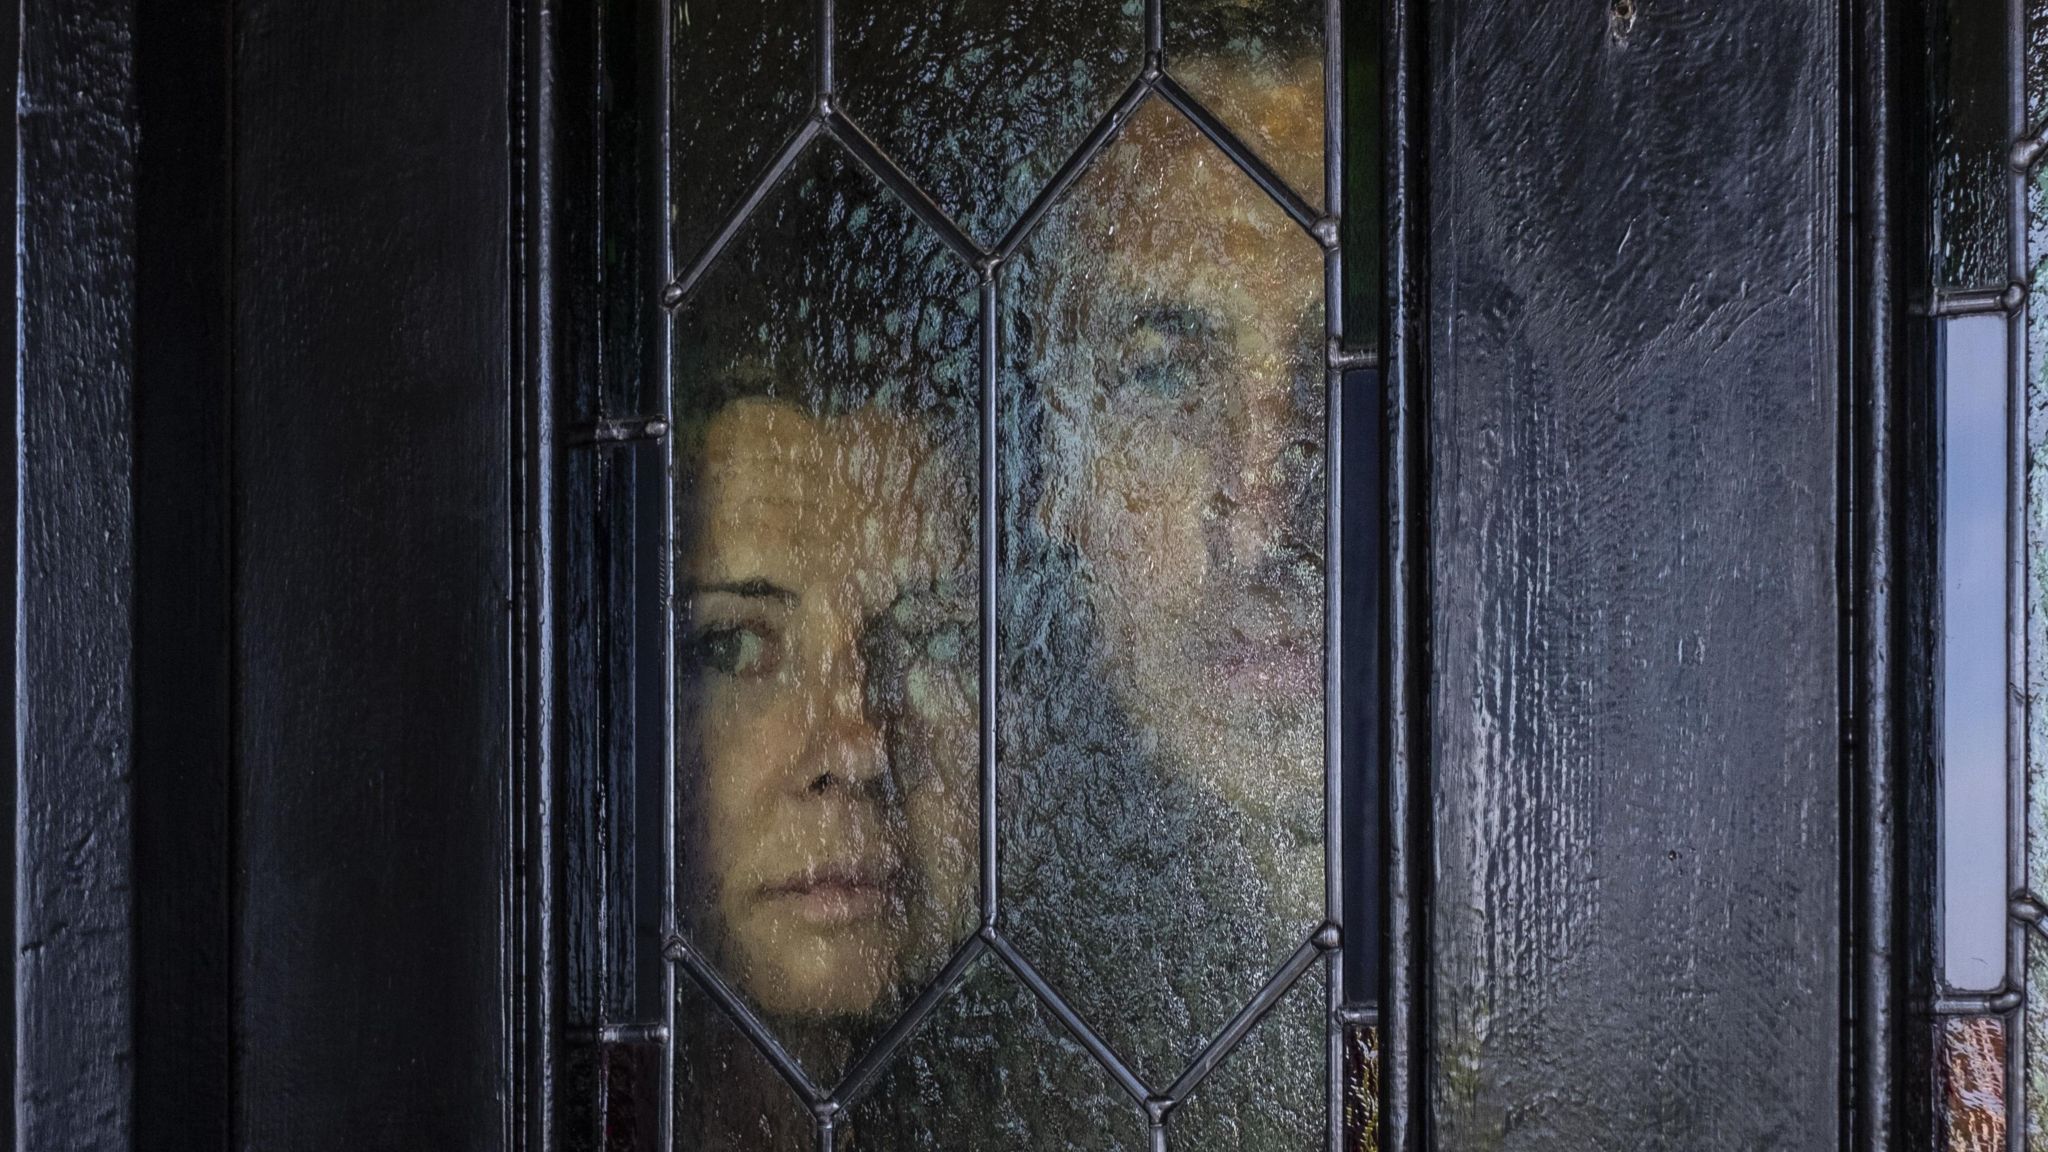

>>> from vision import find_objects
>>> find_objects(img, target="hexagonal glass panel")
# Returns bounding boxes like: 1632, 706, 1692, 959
998, 98, 1326, 1085
673, 0, 814, 270
846, 957, 1151, 1148
1169, 0, 1325, 208
671, 144, 982, 1086
837, 0, 1143, 246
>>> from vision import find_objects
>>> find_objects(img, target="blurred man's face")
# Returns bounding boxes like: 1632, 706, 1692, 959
1033, 67, 1325, 824
680, 399, 977, 1021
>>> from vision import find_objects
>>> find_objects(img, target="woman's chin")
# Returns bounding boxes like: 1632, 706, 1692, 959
741, 933, 898, 1022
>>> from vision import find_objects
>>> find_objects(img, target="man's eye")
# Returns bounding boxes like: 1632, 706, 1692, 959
687, 624, 777, 678
1130, 349, 1197, 399
918, 619, 972, 667
1120, 311, 1215, 400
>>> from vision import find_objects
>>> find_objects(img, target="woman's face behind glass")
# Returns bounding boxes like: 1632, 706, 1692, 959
680, 398, 977, 1023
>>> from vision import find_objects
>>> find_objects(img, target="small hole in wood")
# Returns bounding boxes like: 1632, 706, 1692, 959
1610, 0, 1637, 42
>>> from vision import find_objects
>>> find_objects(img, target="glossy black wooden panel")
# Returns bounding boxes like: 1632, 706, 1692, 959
0, 0, 20, 1143
1427, 1, 1844, 1147
134, 0, 234, 1143
16, 0, 139, 1146
232, 0, 514, 1146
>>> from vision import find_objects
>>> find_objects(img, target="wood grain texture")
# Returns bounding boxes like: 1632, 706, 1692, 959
15, 0, 139, 1146
1426, 0, 1843, 1147
231, 0, 514, 1146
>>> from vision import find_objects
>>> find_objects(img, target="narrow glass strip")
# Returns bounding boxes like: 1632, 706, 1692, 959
1943, 312, 2015, 994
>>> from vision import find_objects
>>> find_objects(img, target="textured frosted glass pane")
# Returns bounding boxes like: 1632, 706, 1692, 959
1942, 1016, 2008, 1152
1000, 97, 1326, 1085
2032, 0, 2048, 128
673, 978, 813, 1151
1170, 0, 1324, 205
671, 145, 981, 1084
1943, 313, 2012, 993
1170, 967, 1326, 1151
847, 958, 1149, 1149
838, 0, 1142, 244
672, 0, 812, 268
1933, 0, 2011, 289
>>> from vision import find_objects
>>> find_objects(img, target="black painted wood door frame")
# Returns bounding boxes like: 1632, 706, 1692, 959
1376, 0, 1926, 1147
14, 0, 519, 1147
0, 0, 1938, 1148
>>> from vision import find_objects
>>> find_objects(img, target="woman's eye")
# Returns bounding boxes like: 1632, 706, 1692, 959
688, 624, 777, 678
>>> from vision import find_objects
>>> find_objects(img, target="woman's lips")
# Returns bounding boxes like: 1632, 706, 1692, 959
757, 866, 898, 927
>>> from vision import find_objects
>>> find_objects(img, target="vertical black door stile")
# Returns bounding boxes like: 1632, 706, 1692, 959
1408, 0, 1898, 1148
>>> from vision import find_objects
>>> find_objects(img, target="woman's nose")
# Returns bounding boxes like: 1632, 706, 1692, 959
796, 650, 890, 794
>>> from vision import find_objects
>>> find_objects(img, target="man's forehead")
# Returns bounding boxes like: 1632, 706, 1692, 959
1072, 93, 1320, 270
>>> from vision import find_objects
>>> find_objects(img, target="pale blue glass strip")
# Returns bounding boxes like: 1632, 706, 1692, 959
1945, 311, 2015, 994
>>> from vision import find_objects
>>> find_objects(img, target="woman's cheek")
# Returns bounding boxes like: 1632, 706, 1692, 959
696, 685, 806, 837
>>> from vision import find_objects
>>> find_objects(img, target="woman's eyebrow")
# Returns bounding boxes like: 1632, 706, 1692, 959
687, 577, 797, 603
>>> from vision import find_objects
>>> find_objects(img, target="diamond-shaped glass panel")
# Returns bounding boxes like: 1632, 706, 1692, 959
837, 0, 1143, 245
671, 144, 982, 1086
998, 98, 1326, 1086
673, 976, 815, 1151
673, 0, 814, 270
1170, 966, 1327, 1149
846, 956, 1151, 1148
1169, 0, 1325, 207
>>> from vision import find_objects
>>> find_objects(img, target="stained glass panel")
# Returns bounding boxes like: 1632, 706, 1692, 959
1935, 0, 2013, 290
845, 958, 1151, 1149
1944, 1016, 2010, 1152
636, 0, 1363, 1145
